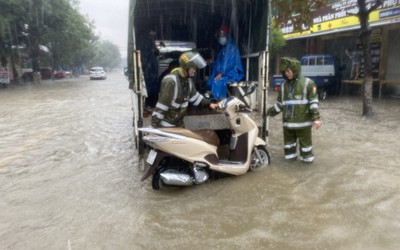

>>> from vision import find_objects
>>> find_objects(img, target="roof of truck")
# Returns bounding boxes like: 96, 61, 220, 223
130, 0, 268, 51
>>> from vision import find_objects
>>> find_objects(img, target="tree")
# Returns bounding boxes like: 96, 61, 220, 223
38, 0, 96, 70
270, 19, 286, 55
0, 0, 35, 82
0, 0, 19, 67
91, 40, 122, 69
268, 18, 286, 75
272, 0, 328, 33
357, 0, 382, 116
0, 0, 97, 82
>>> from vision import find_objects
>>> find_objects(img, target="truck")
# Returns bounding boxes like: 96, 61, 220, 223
127, 0, 272, 165
272, 54, 344, 99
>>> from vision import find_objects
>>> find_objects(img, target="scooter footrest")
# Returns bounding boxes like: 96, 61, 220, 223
217, 160, 243, 166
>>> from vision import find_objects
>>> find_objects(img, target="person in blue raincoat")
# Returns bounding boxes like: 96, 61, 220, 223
207, 26, 244, 100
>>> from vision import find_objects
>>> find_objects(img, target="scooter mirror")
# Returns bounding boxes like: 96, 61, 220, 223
244, 83, 257, 96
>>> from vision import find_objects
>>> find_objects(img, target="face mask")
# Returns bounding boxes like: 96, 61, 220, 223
218, 37, 227, 46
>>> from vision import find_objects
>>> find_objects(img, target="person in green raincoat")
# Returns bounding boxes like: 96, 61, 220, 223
151, 51, 218, 128
268, 57, 322, 163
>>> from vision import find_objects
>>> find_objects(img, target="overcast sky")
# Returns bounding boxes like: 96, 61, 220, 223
78, 0, 129, 56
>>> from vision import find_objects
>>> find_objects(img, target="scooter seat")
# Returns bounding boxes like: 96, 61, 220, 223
159, 128, 220, 146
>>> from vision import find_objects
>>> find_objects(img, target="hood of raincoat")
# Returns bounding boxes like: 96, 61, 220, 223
279, 57, 301, 80
215, 32, 242, 73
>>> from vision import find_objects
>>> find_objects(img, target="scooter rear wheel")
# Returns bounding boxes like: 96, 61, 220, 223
152, 170, 165, 190
152, 168, 187, 190
249, 146, 270, 171
152, 158, 193, 190
152, 168, 177, 190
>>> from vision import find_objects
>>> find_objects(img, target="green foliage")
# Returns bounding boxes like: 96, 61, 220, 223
44, 0, 97, 68
90, 40, 122, 69
0, 0, 29, 66
270, 19, 286, 54
272, 0, 327, 32
0, 0, 120, 73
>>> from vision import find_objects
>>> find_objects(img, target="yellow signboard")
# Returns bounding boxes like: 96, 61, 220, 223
283, 4, 400, 39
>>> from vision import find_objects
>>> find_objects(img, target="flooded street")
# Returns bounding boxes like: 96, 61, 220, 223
1, 74, 400, 249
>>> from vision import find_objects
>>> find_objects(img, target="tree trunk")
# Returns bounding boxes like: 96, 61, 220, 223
360, 25, 373, 116
358, 0, 374, 117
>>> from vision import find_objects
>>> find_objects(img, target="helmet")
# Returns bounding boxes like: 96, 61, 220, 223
179, 51, 207, 70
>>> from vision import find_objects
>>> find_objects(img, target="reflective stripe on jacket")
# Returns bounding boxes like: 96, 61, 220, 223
268, 76, 320, 129
151, 70, 210, 127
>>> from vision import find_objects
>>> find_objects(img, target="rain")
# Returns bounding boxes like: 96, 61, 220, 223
1, 0, 400, 249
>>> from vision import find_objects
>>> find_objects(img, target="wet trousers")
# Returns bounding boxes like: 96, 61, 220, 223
350, 63, 360, 80
283, 127, 314, 163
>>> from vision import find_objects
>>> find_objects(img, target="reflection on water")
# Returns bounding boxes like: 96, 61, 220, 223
0, 75, 399, 249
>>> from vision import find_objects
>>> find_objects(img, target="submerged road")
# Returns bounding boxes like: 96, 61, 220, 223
0, 73, 399, 249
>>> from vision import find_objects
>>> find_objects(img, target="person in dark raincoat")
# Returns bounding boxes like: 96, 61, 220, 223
138, 30, 160, 109
207, 26, 244, 100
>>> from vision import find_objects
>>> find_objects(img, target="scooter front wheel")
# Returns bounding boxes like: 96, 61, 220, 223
249, 146, 270, 171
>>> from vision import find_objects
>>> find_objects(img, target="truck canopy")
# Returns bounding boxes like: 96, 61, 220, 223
127, 0, 270, 89
127, 0, 272, 155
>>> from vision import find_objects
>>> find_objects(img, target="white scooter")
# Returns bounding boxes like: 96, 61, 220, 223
138, 96, 270, 190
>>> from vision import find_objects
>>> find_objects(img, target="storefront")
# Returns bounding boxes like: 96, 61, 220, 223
278, 0, 400, 95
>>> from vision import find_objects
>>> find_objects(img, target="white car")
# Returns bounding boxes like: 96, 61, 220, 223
89, 67, 107, 80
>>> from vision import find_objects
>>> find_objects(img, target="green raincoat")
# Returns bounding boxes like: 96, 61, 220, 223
268, 57, 321, 163
151, 68, 210, 128
268, 57, 320, 128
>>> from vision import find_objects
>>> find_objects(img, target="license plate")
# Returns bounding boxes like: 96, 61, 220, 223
146, 150, 157, 165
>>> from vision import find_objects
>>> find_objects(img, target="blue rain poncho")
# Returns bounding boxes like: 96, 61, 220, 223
207, 33, 244, 100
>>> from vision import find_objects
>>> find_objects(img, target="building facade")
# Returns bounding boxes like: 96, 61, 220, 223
277, 0, 400, 96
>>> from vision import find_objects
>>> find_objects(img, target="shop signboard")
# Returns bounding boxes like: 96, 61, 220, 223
282, 0, 400, 39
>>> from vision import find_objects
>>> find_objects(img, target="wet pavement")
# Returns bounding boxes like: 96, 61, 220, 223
0, 73, 399, 249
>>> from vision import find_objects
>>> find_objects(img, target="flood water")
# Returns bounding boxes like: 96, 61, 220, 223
1, 73, 399, 250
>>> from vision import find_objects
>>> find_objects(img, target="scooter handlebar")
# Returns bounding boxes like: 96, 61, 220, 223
237, 103, 252, 113
217, 100, 225, 110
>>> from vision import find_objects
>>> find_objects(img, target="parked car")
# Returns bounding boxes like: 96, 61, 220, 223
40, 68, 53, 80
54, 70, 66, 79
89, 67, 107, 80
